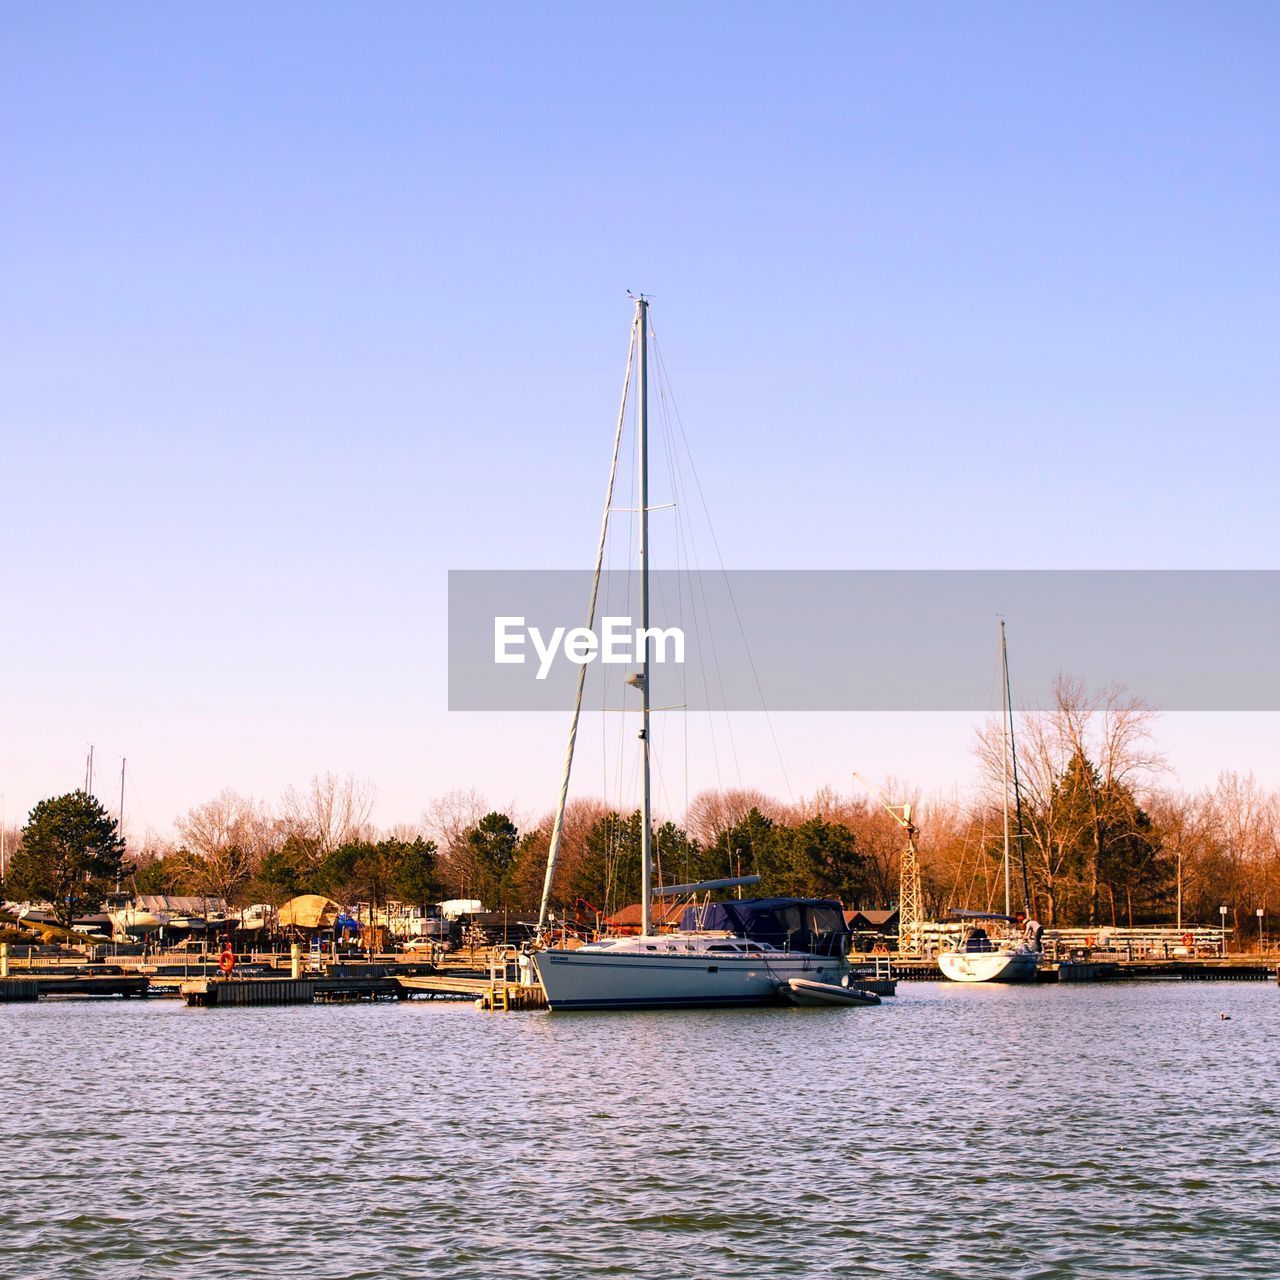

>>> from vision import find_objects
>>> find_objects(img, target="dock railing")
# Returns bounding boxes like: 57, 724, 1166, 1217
1041, 926, 1232, 961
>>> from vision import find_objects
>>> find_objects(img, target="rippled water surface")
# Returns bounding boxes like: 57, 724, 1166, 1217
2, 981, 1278, 1279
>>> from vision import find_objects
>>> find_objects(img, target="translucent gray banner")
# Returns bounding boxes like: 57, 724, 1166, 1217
447, 570, 1280, 711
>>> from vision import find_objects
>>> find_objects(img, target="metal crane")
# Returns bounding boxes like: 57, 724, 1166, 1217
852, 773, 924, 957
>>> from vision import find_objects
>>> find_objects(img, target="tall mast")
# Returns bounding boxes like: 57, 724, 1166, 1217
1000, 621, 1011, 918
637, 296, 653, 938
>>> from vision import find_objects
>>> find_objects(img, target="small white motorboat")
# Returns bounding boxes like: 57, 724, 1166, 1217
782, 977, 881, 1007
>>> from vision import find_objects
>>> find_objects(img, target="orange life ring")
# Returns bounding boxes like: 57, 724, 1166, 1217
218, 948, 235, 974
1181, 932, 1194, 948
1084, 935, 1096, 948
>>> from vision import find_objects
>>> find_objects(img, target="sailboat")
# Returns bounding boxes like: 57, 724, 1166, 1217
938, 621, 1042, 984
530, 298, 864, 1011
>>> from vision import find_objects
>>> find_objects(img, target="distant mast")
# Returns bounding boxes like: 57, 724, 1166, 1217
999, 621, 1011, 918
118, 757, 127, 892
1002, 622, 1033, 917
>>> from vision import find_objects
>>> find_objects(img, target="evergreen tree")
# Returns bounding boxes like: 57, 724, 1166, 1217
773, 817, 870, 904
9, 791, 127, 928
579, 810, 643, 911
133, 851, 193, 896
311, 837, 440, 913
653, 820, 700, 887
708, 807, 778, 890
252, 848, 305, 904
388, 837, 440, 909
466, 812, 520, 906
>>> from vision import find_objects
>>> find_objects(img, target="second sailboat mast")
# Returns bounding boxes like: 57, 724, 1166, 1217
637, 297, 653, 937
1000, 620, 1012, 918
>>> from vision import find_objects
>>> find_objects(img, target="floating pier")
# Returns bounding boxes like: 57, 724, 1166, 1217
182, 978, 319, 1007
891, 956, 1277, 982
394, 973, 549, 1009
0, 972, 150, 999
180, 969, 408, 1007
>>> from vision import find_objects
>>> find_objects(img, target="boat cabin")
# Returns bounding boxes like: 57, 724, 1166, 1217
679, 897, 851, 956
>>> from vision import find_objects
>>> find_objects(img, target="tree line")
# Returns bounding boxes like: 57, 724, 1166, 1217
3, 685, 1278, 936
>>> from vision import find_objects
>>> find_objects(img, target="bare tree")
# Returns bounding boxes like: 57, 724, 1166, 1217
1205, 772, 1278, 939
280, 773, 378, 864
175, 789, 277, 904
424, 789, 490, 897
683, 788, 786, 849
1054, 679, 1165, 924
973, 678, 1165, 925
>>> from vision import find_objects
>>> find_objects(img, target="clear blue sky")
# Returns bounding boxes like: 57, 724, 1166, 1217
3, 2, 1277, 837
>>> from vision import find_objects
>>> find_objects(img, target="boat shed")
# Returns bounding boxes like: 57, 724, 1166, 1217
603, 901, 689, 935
845, 908, 900, 951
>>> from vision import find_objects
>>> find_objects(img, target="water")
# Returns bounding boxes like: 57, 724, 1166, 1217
2, 981, 1277, 1279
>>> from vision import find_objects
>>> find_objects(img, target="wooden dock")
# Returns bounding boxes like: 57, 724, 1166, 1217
890, 956, 1277, 982
0, 972, 150, 999
182, 978, 318, 1006
180, 971, 408, 1006
394, 973, 549, 1009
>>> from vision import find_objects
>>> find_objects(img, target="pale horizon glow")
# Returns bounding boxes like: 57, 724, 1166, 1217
3, 3, 1278, 841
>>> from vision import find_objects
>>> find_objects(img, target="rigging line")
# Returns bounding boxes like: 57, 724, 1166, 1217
664, 430, 724, 793
650, 716, 687, 859
654, 354, 694, 824
958, 805, 987, 912
650, 327, 793, 801
602, 386, 638, 858
653, 341, 741, 803
538, 317, 637, 929
649, 341, 740, 789
650, 355, 694, 823
649, 344, 724, 796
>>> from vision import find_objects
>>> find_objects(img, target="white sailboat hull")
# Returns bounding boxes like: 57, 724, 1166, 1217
938, 949, 1040, 984
534, 947, 848, 1011
109, 910, 165, 936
